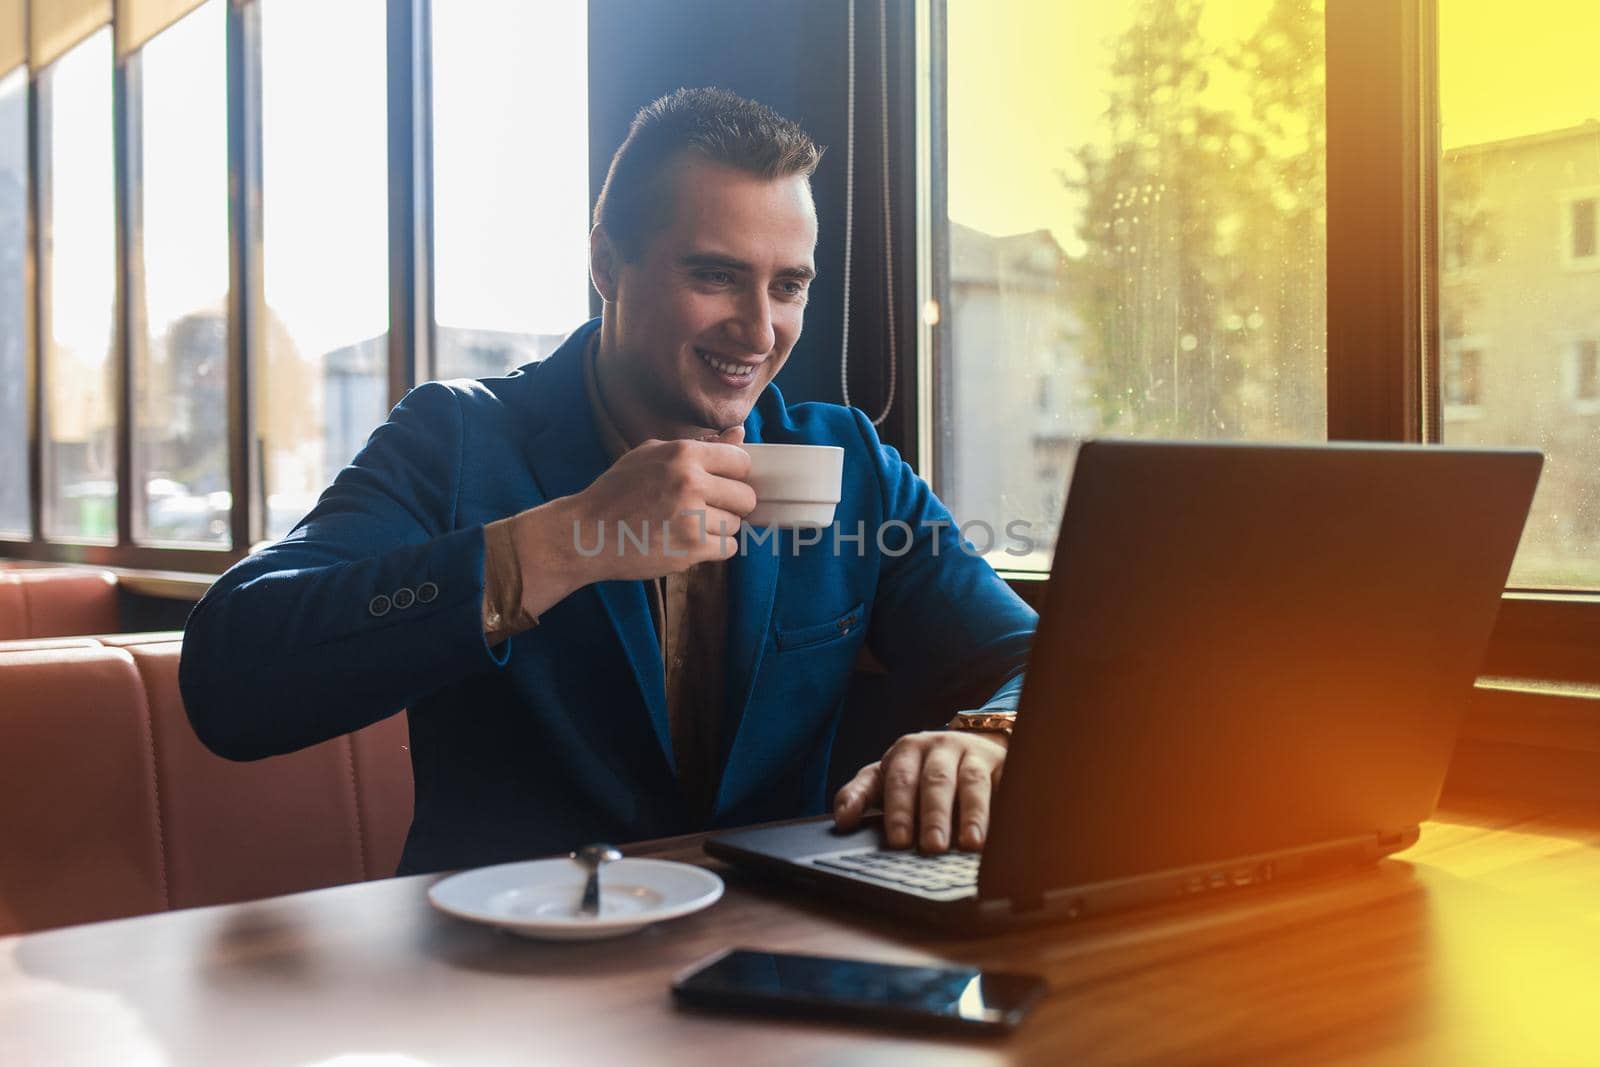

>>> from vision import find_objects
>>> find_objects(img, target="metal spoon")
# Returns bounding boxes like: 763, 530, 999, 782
571, 844, 622, 917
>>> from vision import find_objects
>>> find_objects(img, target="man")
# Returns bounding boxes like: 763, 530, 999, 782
180, 88, 1036, 876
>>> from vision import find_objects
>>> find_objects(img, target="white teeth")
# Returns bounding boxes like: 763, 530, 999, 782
699, 350, 756, 377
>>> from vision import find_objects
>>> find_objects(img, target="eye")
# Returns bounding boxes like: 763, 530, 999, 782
776, 279, 809, 300
696, 269, 734, 286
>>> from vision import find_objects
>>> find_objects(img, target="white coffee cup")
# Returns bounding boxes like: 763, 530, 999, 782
739, 443, 845, 528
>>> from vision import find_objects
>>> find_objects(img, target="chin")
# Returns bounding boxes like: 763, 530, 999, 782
703, 407, 748, 433
682, 387, 747, 424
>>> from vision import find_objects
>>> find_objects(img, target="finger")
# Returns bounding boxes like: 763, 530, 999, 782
917, 741, 961, 853
697, 507, 743, 557
688, 440, 753, 480
955, 753, 996, 851
832, 762, 882, 830
715, 425, 746, 446
667, 508, 741, 560
880, 743, 926, 850
700, 473, 759, 516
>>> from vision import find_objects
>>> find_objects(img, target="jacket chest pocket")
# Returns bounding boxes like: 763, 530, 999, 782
773, 602, 865, 653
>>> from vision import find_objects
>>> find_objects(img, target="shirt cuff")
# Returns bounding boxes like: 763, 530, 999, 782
978, 672, 1025, 713
482, 516, 541, 645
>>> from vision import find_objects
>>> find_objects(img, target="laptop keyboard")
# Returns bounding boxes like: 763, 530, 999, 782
813, 849, 981, 893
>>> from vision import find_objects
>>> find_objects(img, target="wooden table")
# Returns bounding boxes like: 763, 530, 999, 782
4, 800, 1599, 1066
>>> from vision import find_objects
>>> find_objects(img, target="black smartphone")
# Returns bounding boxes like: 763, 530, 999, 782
670, 948, 1046, 1035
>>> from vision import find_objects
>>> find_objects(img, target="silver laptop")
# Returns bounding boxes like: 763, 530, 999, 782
706, 440, 1543, 931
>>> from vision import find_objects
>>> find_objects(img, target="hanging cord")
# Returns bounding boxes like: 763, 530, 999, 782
875, 0, 899, 423
839, 0, 856, 410
839, 0, 898, 427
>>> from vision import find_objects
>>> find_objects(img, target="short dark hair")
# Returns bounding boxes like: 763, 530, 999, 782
593, 87, 823, 260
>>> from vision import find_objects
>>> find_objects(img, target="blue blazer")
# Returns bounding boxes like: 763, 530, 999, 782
180, 319, 1037, 874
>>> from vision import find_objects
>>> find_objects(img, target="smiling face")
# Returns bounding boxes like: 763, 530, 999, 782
591, 154, 818, 440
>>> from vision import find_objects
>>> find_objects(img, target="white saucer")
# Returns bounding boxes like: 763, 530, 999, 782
427, 857, 724, 941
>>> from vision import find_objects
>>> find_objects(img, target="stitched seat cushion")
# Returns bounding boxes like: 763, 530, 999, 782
125, 641, 370, 909
0, 646, 167, 935
0, 569, 120, 640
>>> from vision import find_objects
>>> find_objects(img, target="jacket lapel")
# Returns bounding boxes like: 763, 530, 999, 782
518, 321, 672, 768
592, 580, 673, 767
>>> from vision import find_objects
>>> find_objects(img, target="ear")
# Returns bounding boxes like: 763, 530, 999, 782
589, 225, 620, 304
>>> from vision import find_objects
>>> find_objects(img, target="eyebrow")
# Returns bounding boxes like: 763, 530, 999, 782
680, 252, 816, 282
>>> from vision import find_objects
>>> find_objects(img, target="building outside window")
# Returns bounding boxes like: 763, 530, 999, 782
1438, 1, 1600, 588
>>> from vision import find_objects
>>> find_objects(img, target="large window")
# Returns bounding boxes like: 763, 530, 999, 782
935, 0, 1327, 570
132, 0, 229, 547
258, 0, 389, 540
1437, 1, 1600, 589
0, 66, 27, 537
0, 0, 1591, 695
40, 28, 116, 542
430, 0, 590, 379
0, 0, 597, 564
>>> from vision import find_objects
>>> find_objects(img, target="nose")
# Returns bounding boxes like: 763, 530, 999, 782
728, 287, 776, 356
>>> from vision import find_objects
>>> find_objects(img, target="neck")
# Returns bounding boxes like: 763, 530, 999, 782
594, 316, 709, 444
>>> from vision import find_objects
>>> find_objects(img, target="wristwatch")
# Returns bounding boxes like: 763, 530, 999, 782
945, 710, 1017, 737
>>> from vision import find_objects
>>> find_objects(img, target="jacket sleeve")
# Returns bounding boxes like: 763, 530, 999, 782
179, 382, 510, 761
851, 409, 1038, 715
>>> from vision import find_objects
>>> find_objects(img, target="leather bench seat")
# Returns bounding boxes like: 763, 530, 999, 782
0, 636, 106, 652
0, 636, 413, 936
0, 567, 120, 640
0, 645, 168, 935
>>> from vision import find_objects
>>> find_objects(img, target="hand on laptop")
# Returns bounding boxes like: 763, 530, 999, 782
832, 730, 1008, 854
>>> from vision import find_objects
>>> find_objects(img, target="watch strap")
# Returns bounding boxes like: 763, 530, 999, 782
945, 710, 1017, 736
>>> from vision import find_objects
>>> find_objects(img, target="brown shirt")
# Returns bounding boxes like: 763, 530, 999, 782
481, 337, 728, 816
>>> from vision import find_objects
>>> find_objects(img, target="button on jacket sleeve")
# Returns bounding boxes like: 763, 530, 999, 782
179, 383, 504, 761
